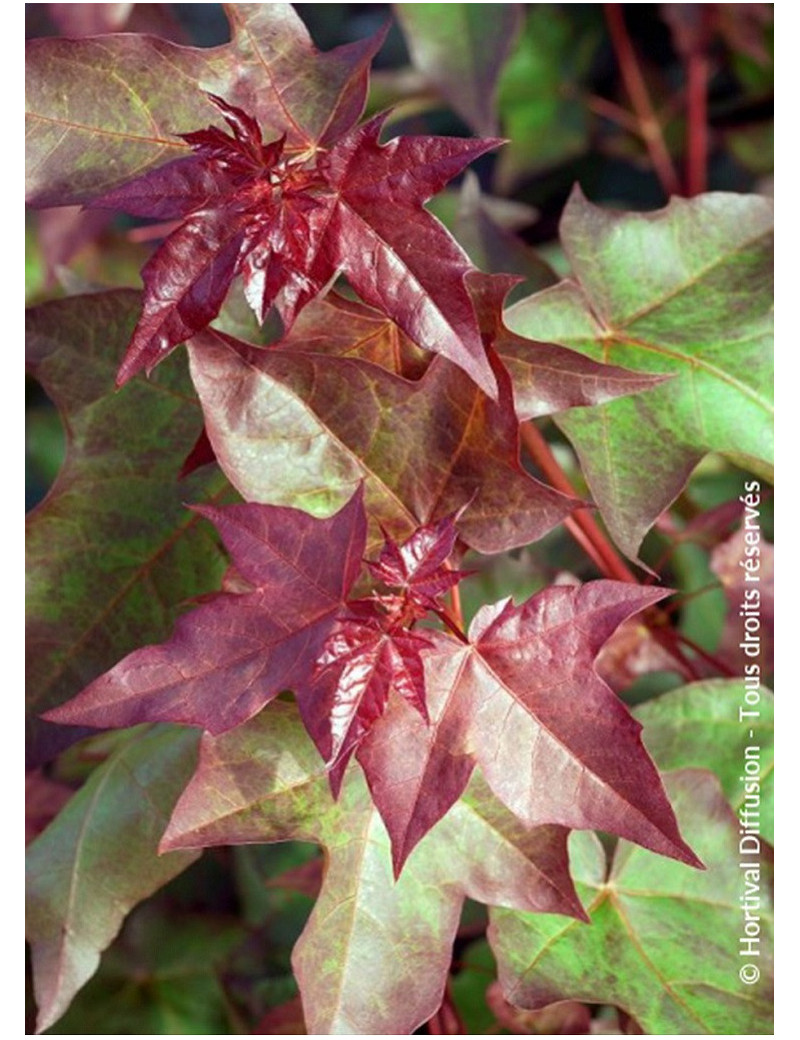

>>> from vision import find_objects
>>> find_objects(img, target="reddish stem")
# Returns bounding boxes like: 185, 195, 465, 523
647, 623, 704, 682
586, 93, 641, 135
519, 425, 737, 679
438, 561, 468, 643
603, 3, 682, 197
448, 576, 464, 631
685, 49, 709, 195
520, 422, 637, 584
674, 631, 737, 678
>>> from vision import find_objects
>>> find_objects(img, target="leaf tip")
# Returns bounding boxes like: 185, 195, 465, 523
677, 843, 706, 871
156, 830, 180, 855
573, 899, 591, 925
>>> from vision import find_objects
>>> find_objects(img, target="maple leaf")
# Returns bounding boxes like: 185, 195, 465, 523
88, 92, 500, 396
27, 726, 200, 1034
466, 271, 671, 420
43, 490, 366, 735
352, 581, 701, 874
270, 290, 431, 378
635, 679, 774, 844
260, 269, 668, 413
188, 328, 578, 555
26, 291, 229, 767
26, 3, 385, 205
491, 771, 773, 1034
506, 187, 774, 560
297, 515, 468, 789
160, 701, 586, 1035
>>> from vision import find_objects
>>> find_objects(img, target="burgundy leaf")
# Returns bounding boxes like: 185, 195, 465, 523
270, 271, 669, 416
178, 426, 217, 480
222, 4, 388, 152
188, 329, 579, 556
91, 155, 238, 221
43, 489, 367, 734
355, 581, 701, 874
274, 291, 430, 379
316, 115, 502, 397
27, 5, 385, 206
115, 207, 253, 385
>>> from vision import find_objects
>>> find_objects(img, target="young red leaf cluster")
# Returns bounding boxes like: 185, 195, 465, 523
93, 94, 500, 397
300, 515, 468, 788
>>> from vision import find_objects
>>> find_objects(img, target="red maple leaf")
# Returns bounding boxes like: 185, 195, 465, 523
92, 95, 501, 396
351, 581, 702, 874
43, 490, 367, 735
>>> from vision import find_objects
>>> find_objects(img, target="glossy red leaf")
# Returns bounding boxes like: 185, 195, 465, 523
314, 116, 501, 397
44, 489, 367, 735
354, 581, 700, 874
90, 154, 237, 221
115, 207, 254, 386
300, 607, 433, 782
292, 516, 463, 789
96, 91, 499, 395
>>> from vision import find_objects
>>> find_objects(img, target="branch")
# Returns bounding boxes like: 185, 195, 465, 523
685, 50, 709, 195
603, 3, 682, 198
520, 421, 637, 584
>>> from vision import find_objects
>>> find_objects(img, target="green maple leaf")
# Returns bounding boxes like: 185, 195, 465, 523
506, 188, 773, 561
